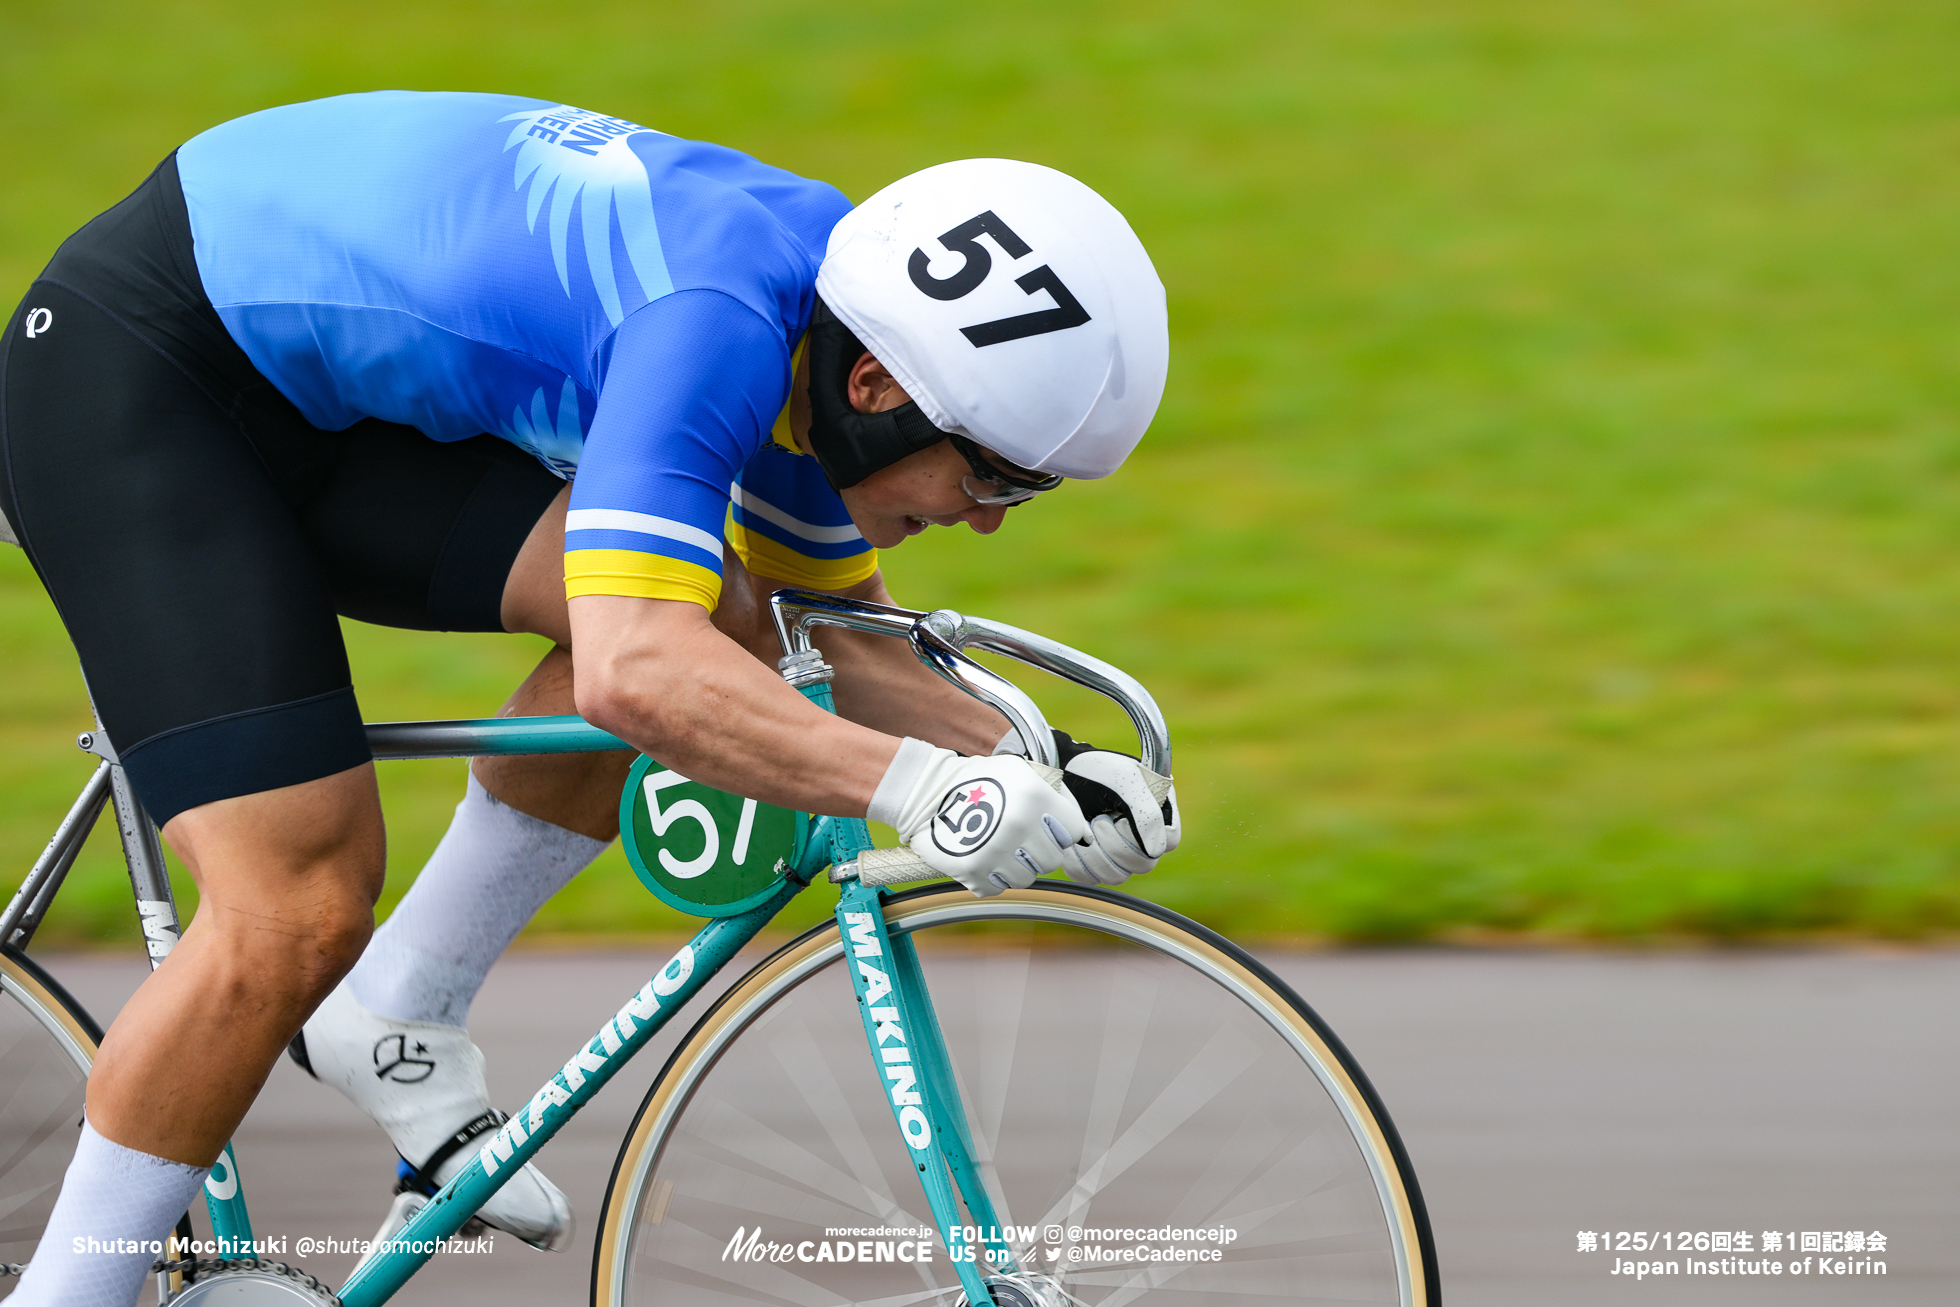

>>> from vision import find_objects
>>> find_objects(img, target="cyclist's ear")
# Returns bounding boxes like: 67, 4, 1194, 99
847, 352, 910, 415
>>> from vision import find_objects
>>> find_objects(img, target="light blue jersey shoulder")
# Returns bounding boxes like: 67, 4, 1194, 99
176, 90, 849, 476
175, 92, 872, 610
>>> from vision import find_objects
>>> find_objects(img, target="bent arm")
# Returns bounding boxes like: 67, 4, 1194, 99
572, 565, 1014, 818
570, 593, 901, 817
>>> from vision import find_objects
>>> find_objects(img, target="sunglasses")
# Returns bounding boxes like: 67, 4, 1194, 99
948, 433, 1065, 506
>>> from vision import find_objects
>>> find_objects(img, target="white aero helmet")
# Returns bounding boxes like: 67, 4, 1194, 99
814, 158, 1167, 481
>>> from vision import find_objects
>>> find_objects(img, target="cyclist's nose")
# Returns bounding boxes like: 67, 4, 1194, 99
961, 504, 1008, 534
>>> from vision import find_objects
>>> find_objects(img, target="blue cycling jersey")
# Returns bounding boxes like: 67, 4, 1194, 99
174, 90, 871, 607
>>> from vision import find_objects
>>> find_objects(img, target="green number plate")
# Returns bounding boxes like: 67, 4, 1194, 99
618, 755, 805, 916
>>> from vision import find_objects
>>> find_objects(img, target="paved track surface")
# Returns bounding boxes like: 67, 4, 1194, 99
41, 944, 1959, 1305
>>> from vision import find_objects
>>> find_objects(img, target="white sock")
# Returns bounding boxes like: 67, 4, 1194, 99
11, 1122, 209, 1307
349, 773, 609, 1027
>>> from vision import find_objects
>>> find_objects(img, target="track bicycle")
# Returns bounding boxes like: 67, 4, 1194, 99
0, 590, 1440, 1306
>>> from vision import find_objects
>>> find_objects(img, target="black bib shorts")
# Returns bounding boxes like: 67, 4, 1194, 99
0, 155, 567, 826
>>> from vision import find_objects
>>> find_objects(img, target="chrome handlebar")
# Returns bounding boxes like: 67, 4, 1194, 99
767, 589, 1172, 776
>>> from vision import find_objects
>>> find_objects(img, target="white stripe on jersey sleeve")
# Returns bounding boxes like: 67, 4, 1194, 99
728, 483, 865, 544
564, 508, 725, 558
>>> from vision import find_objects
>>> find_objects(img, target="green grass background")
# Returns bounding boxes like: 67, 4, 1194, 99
6, 0, 1960, 945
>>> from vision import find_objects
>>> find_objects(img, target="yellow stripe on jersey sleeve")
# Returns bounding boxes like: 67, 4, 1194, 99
564, 549, 722, 610
726, 514, 879, 592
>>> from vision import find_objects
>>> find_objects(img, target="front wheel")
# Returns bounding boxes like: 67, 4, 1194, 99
593, 882, 1438, 1306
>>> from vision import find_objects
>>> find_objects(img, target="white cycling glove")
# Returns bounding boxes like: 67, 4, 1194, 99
871, 738, 1090, 896
998, 728, 1181, 887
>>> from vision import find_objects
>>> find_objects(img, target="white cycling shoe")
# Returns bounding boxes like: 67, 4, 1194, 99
295, 983, 574, 1252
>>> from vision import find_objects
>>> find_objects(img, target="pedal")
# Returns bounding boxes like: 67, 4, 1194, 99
390, 1157, 490, 1237
343, 1191, 424, 1283
373, 1187, 491, 1246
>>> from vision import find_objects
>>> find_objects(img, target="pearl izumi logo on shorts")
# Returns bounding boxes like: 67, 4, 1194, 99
931, 779, 1003, 856
373, 1033, 437, 1084
23, 307, 52, 338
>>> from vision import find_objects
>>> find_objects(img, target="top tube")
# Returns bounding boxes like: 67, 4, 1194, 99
365, 715, 628, 760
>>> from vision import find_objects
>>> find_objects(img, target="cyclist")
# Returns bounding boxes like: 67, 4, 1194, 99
0, 90, 1177, 1304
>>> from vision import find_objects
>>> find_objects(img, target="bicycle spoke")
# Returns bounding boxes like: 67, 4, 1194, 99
681, 1097, 917, 1228
646, 1216, 855, 1307
1057, 964, 1157, 1235
970, 945, 1032, 1162
1032, 1022, 1266, 1235
759, 1013, 931, 1230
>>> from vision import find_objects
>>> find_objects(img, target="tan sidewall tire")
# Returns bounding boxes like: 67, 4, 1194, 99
0, 951, 99, 1071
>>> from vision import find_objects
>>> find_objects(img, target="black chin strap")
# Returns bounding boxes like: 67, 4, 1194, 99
804, 299, 948, 490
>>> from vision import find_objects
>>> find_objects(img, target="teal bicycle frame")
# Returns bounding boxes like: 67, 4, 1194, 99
162, 589, 1173, 1307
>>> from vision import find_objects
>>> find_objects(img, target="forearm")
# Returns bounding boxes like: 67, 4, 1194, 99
742, 568, 1009, 753
712, 555, 1010, 754
570, 594, 900, 817
822, 624, 1011, 753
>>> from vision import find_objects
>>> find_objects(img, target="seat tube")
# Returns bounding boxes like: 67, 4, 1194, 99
104, 760, 181, 969
89, 721, 260, 1252
110, 766, 257, 1247
200, 1143, 254, 1249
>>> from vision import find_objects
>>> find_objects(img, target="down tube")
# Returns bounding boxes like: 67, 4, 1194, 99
336, 880, 803, 1307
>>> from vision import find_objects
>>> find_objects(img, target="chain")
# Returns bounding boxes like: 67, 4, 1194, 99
0, 1256, 339, 1302
171, 1258, 343, 1303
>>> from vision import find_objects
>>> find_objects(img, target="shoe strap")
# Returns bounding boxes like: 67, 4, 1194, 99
395, 1109, 511, 1197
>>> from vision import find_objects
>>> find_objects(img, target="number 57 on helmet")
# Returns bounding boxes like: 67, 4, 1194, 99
812, 158, 1169, 486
